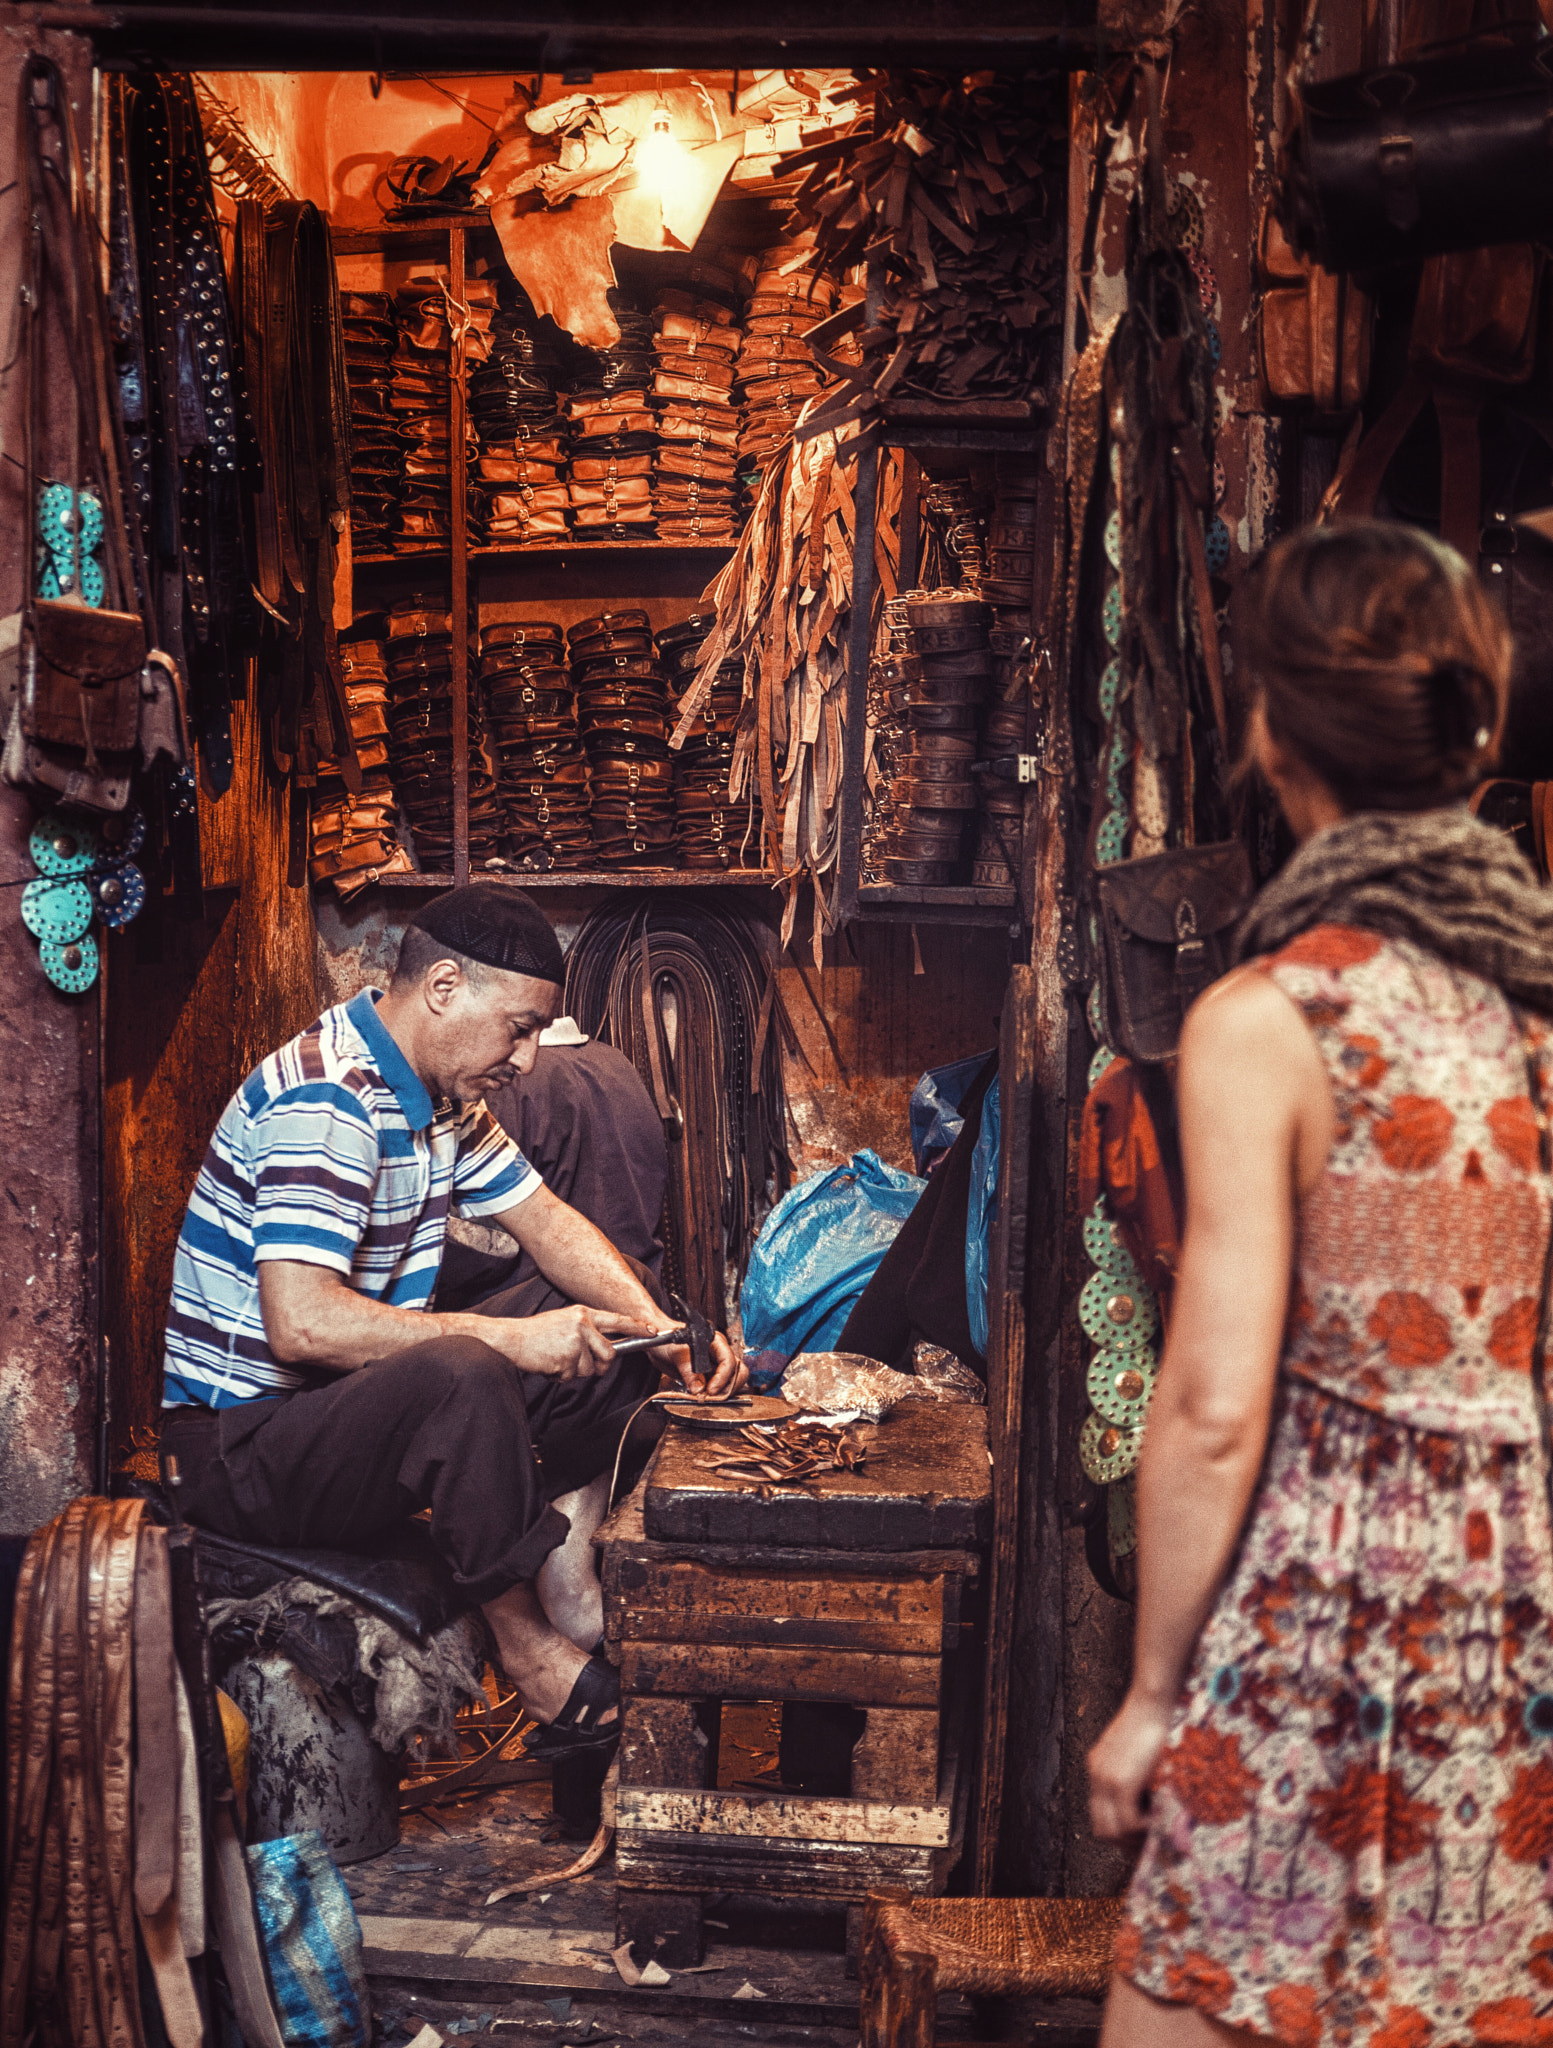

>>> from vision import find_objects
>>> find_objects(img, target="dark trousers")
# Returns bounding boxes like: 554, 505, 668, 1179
162, 1301, 663, 1606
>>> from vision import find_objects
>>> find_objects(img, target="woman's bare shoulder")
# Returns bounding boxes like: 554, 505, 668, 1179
1180, 965, 1327, 1093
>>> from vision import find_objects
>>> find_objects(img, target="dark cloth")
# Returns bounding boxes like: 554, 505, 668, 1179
1234, 806, 1553, 1014
161, 1312, 662, 1606
835, 1055, 997, 1374
436, 1039, 669, 1314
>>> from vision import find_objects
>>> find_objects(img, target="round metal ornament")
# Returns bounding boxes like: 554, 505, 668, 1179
97, 806, 146, 862
1079, 1269, 1159, 1349
1080, 1409, 1143, 1484
21, 875, 93, 943
1087, 1346, 1157, 1427
30, 814, 98, 876
39, 932, 99, 994
93, 863, 145, 928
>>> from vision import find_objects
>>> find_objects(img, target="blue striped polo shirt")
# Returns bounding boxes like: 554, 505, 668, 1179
163, 986, 541, 1408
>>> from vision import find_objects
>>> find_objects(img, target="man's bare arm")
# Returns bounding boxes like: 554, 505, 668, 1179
257, 1262, 653, 1380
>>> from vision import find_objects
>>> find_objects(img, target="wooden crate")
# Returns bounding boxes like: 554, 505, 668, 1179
595, 1419, 986, 1967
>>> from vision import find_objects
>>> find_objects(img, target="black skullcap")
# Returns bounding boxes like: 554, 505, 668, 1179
407, 883, 565, 986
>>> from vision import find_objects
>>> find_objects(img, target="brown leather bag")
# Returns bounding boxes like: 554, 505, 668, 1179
1096, 842, 1253, 1064
1259, 206, 1372, 414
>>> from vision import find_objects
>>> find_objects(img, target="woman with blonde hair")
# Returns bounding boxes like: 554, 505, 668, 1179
1089, 519, 1553, 2048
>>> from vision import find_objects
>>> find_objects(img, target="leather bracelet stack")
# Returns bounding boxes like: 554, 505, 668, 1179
651, 292, 745, 543
470, 291, 569, 546
383, 602, 502, 865
340, 291, 402, 554
738, 240, 841, 476
309, 622, 414, 896
571, 610, 677, 867
481, 617, 595, 868
658, 613, 750, 869
878, 591, 993, 884
973, 470, 1040, 887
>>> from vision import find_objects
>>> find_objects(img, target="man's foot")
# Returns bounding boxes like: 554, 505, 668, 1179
482, 1580, 618, 1729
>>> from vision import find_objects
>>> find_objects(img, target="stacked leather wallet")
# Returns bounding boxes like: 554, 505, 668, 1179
738, 240, 839, 475
390, 282, 454, 548
309, 620, 413, 895
340, 291, 402, 554
564, 289, 659, 542
470, 293, 569, 546
570, 610, 677, 868
658, 612, 750, 869
972, 470, 1039, 886
650, 296, 745, 544
480, 617, 593, 868
383, 603, 503, 866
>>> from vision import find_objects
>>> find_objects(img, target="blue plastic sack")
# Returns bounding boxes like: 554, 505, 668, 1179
245, 1830, 371, 2048
739, 1149, 925, 1358
908, 1050, 994, 1175
965, 1076, 1001, 1359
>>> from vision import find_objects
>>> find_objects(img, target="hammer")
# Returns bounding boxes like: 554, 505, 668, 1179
610, 1291, 739, 1399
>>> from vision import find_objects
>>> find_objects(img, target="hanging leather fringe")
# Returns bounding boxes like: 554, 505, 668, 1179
564, 901, 795, 1328
670, 419, 905, 960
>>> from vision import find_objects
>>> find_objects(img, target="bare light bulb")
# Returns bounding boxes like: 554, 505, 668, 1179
636, 104, 691, 205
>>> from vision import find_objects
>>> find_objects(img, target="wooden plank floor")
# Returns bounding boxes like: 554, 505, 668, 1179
351, 1728, 1101, 2046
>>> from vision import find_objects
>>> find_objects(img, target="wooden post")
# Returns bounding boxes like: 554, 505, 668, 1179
449, 221, 470, 886
970, 962, 1039, 1892
837, 431, 881, 922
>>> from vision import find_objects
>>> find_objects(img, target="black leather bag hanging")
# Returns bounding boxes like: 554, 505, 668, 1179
1096, 842, 1252, 1064
1280, 26, 1553, 272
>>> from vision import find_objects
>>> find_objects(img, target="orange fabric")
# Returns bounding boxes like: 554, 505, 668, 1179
1078, 1056, 1182, 1316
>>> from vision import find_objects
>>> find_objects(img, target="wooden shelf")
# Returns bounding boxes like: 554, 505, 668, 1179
378, 869, 777, 890
332, 212, 496, 256
856, 881, 1020, 926
353, 543, 737, 568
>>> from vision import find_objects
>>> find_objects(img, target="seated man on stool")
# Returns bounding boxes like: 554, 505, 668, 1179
160, 883, 741, 1758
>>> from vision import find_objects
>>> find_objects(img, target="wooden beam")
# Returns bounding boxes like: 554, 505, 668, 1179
620, 1641, 943, 1709
851, 1708, 941, 1807
616, 1785, 954, 1849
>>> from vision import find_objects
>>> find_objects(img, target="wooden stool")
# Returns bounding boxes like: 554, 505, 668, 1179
859, 1890, 1122, 2046
597, 1402, 991, 1966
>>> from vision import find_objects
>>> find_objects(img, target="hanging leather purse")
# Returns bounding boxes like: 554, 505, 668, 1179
1096, 841, 1253, 1064
1258, 206, 1372, 414
1279, 22, 1553, 272
2, 57, 152, 814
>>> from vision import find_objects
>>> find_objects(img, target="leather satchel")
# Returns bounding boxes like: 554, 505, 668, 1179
1096, 842, 1253, 1064
1259, 206, 1372, 414
1280, 26, 1553, 272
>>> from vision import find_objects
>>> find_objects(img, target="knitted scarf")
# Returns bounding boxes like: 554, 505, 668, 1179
1234, 807, 1553, 1015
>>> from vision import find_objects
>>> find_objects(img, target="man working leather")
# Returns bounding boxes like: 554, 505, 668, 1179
159, 882, 741, 1755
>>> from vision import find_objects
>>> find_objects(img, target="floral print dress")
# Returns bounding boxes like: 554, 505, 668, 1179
1120, 925, 1553, 2048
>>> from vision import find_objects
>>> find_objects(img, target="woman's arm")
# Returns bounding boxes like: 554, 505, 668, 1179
1087, 967, 1333, 1840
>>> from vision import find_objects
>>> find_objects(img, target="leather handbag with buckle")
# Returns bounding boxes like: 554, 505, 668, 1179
1279, 19, 1553, 271
1096, 842, 1253, 1064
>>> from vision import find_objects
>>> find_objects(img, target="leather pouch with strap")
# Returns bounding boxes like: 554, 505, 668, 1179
1096, 841, 1253, 1064
1280, 19, 1553, 271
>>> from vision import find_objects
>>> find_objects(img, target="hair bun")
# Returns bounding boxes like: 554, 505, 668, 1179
1425, 658, 1490, 754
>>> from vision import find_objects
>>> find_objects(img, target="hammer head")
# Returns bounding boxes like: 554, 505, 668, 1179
669, 1291, 715, 1389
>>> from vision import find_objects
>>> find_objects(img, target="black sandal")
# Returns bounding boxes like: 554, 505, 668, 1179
524, 1652, 622, 1758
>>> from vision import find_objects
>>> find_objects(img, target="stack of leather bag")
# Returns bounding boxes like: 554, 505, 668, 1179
738, 240, 839, 477
482, 618, 595, 868
470, 294, 570, 546
652, 289, 745, 543
659, 612, 748, 868
384, 603, 502, 867
974, 471, 1039, 887
310, 623, 413, 895
881, 591, 992, 883
571, 610, 677, 868
391, 282, 454, 549
564, 289, 659, 540
340, 291, 402, 555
